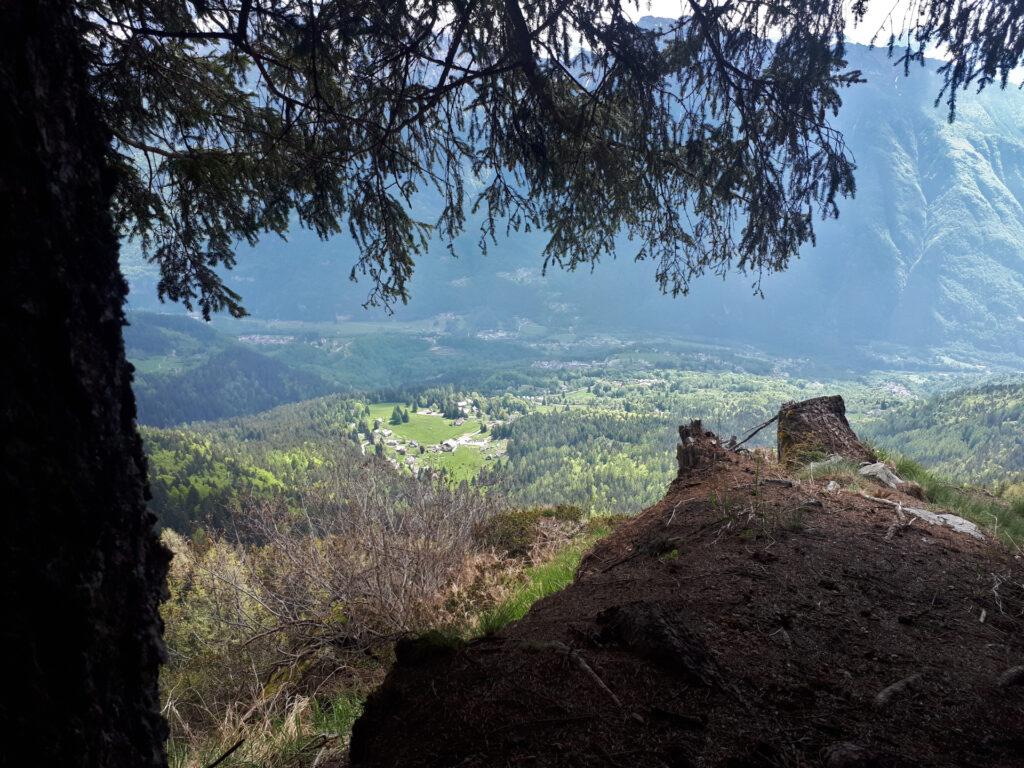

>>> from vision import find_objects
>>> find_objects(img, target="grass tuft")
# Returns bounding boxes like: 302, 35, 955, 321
476, 518, 616, 636
877, 449, 1024, 547
794, 456, 864, 484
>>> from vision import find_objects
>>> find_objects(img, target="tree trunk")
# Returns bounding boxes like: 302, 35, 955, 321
776, 395, 876, 467
676, 420, 726, 477
0, 3, 169, 766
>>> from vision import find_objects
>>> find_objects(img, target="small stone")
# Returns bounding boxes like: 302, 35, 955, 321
858, 462, 904, 489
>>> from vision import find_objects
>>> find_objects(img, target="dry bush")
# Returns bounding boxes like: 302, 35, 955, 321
476, 504, 585, 558
161, 451, 508, 758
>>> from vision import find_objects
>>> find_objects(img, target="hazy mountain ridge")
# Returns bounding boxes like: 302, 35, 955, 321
122, 42, 1024, 366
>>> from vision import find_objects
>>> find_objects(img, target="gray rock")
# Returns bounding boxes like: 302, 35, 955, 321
858, 462, 904, 489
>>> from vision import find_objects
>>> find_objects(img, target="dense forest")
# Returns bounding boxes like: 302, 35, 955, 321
861, 382, 1024, 496
144, 369, 1024, 536
492, 410, 675, 513
144, 396, 366, 530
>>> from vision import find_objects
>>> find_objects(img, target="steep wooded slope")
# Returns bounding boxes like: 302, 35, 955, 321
860, 382, 1024, 490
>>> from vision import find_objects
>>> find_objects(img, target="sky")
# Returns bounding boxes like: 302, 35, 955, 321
632, 0, 913, 46
630, 2, 1023, 82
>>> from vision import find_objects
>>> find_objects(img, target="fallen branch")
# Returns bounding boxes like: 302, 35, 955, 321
664, 497, 697, 528
858, 493, 984, 540
732, 415, 778, 451
885, 513, 914, 541
203, 737, 246, 768
524, 641, 623, 708
874, 673, 922, 708
599, 537, 681, 573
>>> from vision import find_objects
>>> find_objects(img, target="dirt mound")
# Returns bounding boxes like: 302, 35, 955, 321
350, 421, 1024, 768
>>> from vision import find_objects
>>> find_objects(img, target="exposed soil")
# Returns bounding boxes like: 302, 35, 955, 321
350, 423, 1024, 768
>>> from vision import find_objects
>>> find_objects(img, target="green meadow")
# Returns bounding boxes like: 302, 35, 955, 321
365, 402, 483, 445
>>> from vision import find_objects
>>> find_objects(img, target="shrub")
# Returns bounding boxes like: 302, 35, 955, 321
476, 504, 585, 557
160, 456, 615, 766
161, 452, 505, 761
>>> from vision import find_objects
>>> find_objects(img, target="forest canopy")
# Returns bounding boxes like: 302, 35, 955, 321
82, 1, 1024, 318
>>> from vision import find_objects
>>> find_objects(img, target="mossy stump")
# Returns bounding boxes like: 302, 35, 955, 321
776, 395, 875, 467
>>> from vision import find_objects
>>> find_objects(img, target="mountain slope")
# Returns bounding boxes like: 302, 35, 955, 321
860, 382, 1024, 491
126, 314, 334, 425
122, 42, 1024, 365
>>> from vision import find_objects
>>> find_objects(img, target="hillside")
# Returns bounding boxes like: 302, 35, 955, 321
142, 367, 1010, 534
122, 41, 1024, 367
126, 311, 541, 425
860, 382, 1024, 494
126, 313, 333, 426
349, 420, 1024, 768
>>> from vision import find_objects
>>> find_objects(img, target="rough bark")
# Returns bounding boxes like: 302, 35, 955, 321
0, 3, 169, 766
676, 420, 726, 477
776, 395, 875, 467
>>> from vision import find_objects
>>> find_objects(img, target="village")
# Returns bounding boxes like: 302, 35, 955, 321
356, 398, 505, 481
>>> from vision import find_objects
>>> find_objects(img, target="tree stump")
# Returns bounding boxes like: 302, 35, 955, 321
676, 420, 726, 477
776, 396, 875, 467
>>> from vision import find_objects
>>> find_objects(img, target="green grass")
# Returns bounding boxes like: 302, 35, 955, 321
167, 693, 364, 768
383, 442, 490, 485
418, 446, 488, 484
794, 457, 868, 486
309, 693, 364, 738
476, 520, 615, 635
369, 401, 489, 484
564, 388, 599, 405
792, 447, 1024, 547
367, 402, 482, 445
880, 451, 1024, 547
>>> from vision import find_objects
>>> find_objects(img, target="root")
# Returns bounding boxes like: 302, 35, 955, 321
874, 673, 922, 708
522, 640, 623, 708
